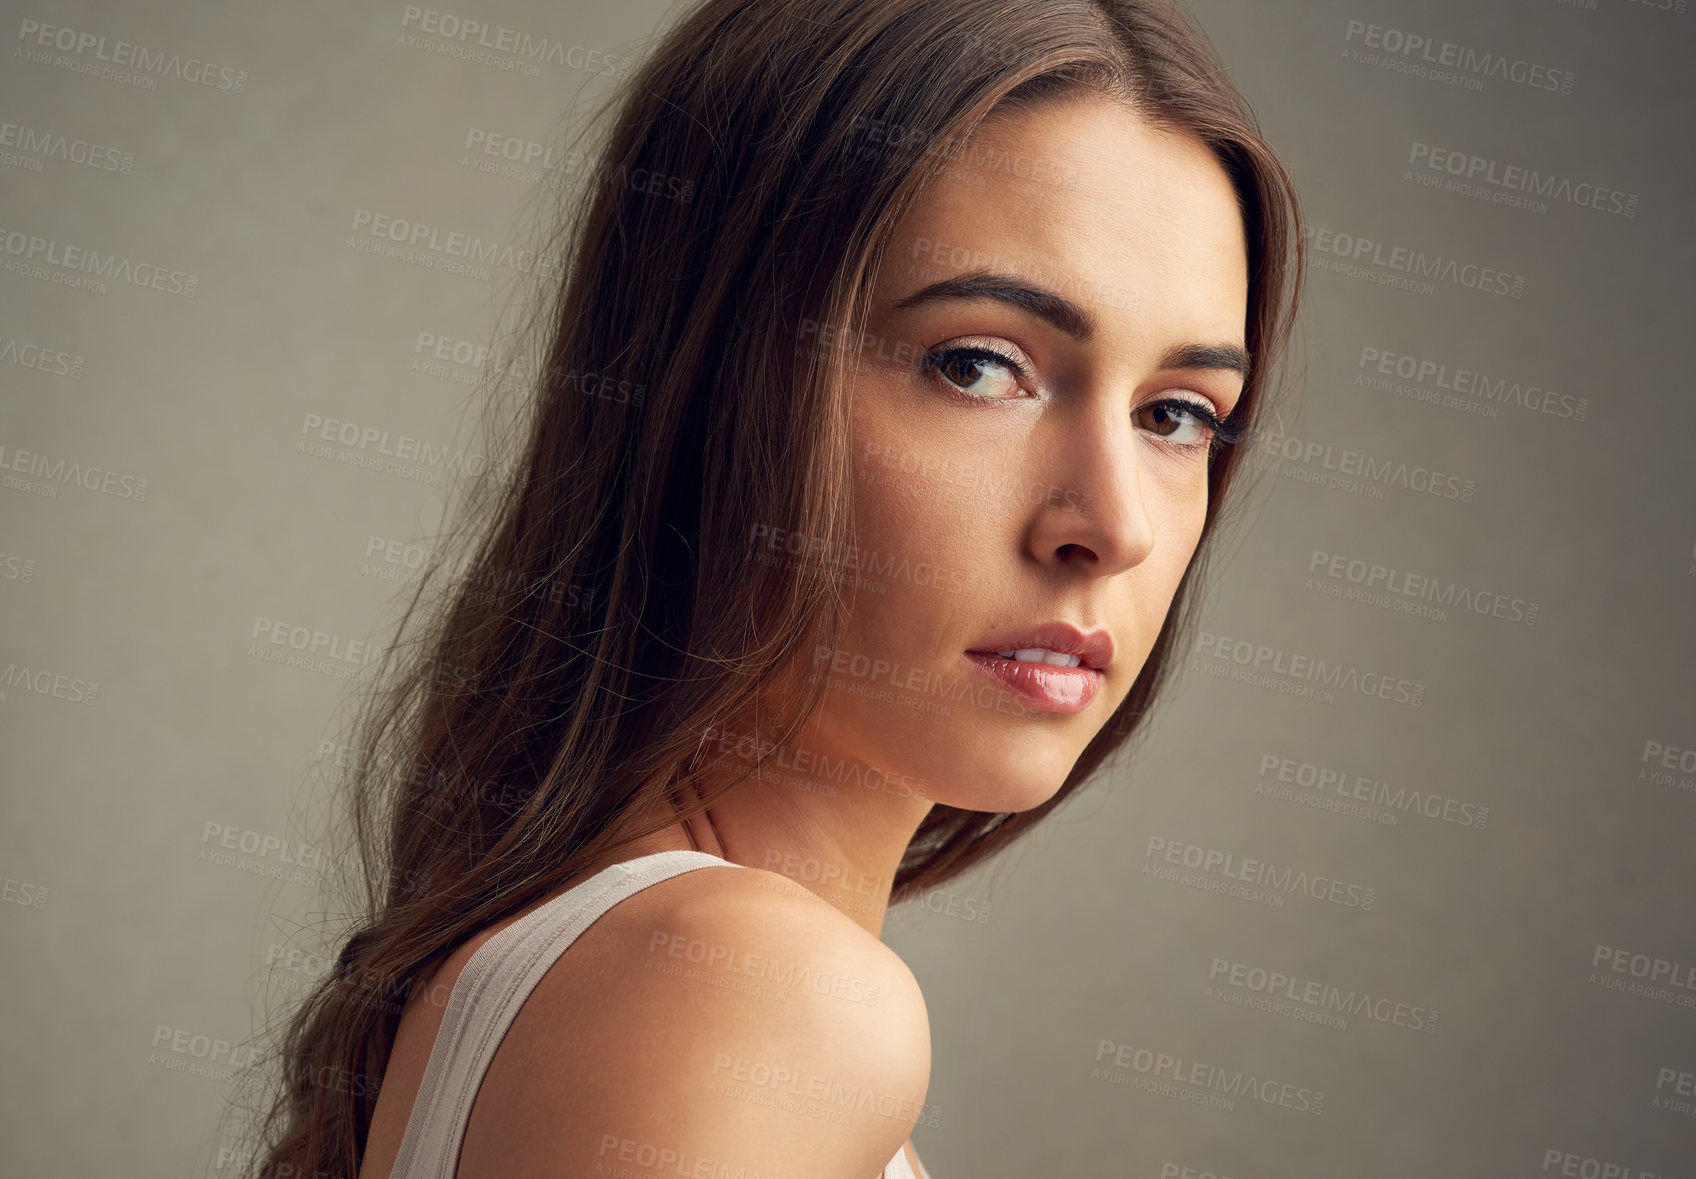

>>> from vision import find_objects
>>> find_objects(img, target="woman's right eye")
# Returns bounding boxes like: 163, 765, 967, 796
921, 346, 1028, 401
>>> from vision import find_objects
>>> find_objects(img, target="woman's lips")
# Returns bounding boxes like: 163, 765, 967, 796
962, 651, 1103, 714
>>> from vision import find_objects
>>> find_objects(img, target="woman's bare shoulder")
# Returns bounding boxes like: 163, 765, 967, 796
456, 862, 930, 1179
636, 861, 932, 1034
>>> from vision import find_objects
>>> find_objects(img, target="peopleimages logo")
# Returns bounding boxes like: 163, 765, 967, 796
0, 441, 149, 501
0, 224, 199, 297
1303, 224, 1526, 299
1407, 142, 1639, 218
1539, 1147, 1674, 1179
0, 334, 85, 379
1091, 1039, 1326, 1115
700, 723, 929, 800
1307, 548, 1539, 627
15, 18, 251, 93
749, 522, 979, 596
1253, 430, 1474, 504
1196, 630, 1426, 708
1591, 943, 1696, 1012
1257, 752, 1489, 831
0, 118, 135, 174
347, 208, 568, 281
0, 661, 99, 705
1639, 739, 1696, 797
398, 7, 637, 80
1356, 345, 1589, 422
297, 411, 522, 485
1341, 19, 1576, 95
1207, 958, 1438, 1032
1143, 836, 1377, 910
1651, 1063, 1695, 1114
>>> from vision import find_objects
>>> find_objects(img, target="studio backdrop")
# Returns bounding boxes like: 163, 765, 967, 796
2, 0, 1692, 1176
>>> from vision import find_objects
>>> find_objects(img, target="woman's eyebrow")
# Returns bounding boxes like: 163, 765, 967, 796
894, 268, 1252, 381
893, 269, 1097, 341
1160, 341, 1251, 382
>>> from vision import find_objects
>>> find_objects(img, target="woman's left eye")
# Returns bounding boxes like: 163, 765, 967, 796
921, 346, 1027, 400
1133, 398, 1223, 447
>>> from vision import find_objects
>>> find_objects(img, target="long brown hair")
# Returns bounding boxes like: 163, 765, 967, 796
234, 0, 1303, 1174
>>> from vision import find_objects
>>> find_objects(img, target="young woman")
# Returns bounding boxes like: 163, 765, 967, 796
244, 0, 1302, 1175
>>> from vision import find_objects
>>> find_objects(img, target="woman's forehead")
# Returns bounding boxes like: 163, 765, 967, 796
875, 95, 1249, 340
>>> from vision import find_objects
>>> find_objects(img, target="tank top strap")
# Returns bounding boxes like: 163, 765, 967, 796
883, 1142, 922, 1179
388, 849, 735, 1179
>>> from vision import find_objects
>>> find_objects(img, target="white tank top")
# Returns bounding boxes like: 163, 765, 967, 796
387, 849, 930, 1179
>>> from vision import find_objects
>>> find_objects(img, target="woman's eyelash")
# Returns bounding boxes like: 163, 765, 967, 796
920, 345, 1031, 392
1146, 397, 1248, 450
920, 344, 1246, 453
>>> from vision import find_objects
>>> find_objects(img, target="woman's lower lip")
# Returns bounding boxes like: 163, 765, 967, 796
963, 652, 1102, 714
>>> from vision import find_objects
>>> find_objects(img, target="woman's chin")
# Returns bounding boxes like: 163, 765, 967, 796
920, 752, 1077, 814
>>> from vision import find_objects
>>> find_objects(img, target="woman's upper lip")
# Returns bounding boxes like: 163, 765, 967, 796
966, 622, 1113, 671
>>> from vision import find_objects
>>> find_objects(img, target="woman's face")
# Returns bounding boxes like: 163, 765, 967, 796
810, 93, 1249, 814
